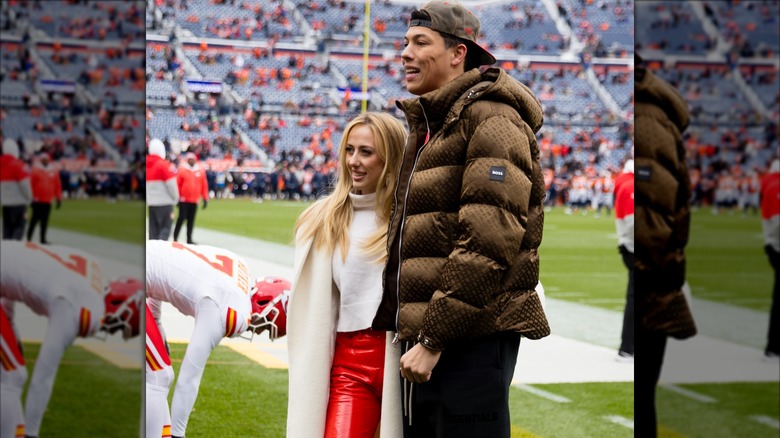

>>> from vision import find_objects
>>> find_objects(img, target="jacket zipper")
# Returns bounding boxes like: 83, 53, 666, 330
393, 101, 431, 346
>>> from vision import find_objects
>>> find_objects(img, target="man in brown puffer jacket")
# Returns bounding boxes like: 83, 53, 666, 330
371, 2, 550, 436
634, 54, 697, 437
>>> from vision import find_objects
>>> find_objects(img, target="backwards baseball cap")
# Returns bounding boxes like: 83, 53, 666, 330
2, 138, 19, 158
410, 0, 496, 67
148, 138, 165, 158
623, 159, 634, 174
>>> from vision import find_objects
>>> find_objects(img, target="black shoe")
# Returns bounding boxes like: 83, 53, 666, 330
763, 351, 780, 362
41, 240, 51, 245
616, 350, 634, 363
187, 241, 197, 245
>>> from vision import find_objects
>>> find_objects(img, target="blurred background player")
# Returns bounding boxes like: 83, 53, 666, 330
761, 159, 779, 360
1, 139, 32, 240
144, 274, 289, 438
27, 153, 62, 245
0, 241, 142, 438
147, 139, 179, 240
173, 152, 209, 245
614, 159, 634, 362
145, 240, 289, 438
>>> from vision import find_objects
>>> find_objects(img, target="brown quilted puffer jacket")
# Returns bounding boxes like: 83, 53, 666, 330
634, 66, 697, 339
371, 68, 551, 350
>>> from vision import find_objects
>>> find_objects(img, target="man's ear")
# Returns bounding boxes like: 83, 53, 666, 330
451, 43, 468, 68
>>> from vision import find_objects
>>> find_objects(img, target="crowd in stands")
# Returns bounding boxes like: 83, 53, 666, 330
557, 0, 633, 58
635, 2, 714, 54
1, 0, 146, 199
702, 0, 779, 58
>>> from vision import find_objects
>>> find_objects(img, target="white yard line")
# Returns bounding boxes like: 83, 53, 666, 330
661, 384, 717, 403
515, 385, 571, 403
602, 415, 634, 429
748, 415, 780, 429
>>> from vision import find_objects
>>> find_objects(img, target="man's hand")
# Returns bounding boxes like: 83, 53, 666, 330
202, 199, 208, 210
400, 343, 442, 383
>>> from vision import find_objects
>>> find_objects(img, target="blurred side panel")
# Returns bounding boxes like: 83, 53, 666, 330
635, 1, 779, 437
1, 1, 146, 437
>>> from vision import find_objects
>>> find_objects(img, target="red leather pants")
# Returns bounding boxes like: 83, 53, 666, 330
324, 329, 386, 438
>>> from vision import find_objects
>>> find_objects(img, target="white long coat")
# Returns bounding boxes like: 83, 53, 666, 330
286, 235, 402, 438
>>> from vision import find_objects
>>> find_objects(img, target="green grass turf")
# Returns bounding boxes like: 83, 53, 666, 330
43, 198, 146, 244
194, 200, 629, 311
657, 382, 780, 437
536, 208, 627, 311
167, 342, 635, 438
196, 198, 310, 245
167, 343, 288, 437
45, 197, 771, 312
21, 342, 141, 437
193, 200, 773, 312
510, 382, 634, 437
686, 209, 773, 311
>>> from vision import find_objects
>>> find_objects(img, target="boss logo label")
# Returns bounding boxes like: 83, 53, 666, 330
636, 166, 652, 181
489, 166, 506, 182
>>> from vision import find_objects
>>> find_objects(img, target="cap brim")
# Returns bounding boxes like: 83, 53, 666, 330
466, 40, 496, 66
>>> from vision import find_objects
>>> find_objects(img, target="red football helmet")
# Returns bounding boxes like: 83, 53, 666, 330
249, 276, 290, 341
103, 277, 143, 340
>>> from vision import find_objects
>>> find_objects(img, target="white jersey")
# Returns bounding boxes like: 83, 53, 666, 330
145, 241, 252, 336
0, 241, 104, 336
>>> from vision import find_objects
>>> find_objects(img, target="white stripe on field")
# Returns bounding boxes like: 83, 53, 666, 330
662, 385, 717, 403
749, 416, 780, 429
603, 415, 634, 429
725, 299, 770, 304
553, 291, 589, 297
544, 273, 621, 278
516, 384, 571, 403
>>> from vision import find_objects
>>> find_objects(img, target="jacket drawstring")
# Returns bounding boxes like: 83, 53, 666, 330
408, 381, 414, 426
401, 341, 414, 426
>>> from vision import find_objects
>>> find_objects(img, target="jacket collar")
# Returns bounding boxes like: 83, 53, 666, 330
396, 67, 544, 134
182, 162, 201, 172
397, 68, 483, 132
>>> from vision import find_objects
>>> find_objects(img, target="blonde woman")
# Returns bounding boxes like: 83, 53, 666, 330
287, 112, 406, 438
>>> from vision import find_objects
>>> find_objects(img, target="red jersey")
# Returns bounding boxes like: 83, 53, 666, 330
31, 164, 62, 204
176, 163, 208, 203
761, 172, 779, 220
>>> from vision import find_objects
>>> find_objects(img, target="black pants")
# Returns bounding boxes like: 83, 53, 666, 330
619, 245, 634, 354
400, 332, 520, 438
148, 205, 173, 240
173, 202, 198, 244
2, 205, 27, 240
766, 245, 779, 355
27, 202, 52, 243
635, 326, 668, 438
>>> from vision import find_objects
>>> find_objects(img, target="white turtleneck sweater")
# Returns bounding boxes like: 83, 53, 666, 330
332, 192, 384, 332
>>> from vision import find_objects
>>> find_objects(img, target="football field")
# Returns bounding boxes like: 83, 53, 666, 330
24, 198, 779, 437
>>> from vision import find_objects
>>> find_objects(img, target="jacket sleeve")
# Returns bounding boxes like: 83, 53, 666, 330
420, 110, 534, 350
20, 175, 32, 204
166, 171, 180, 203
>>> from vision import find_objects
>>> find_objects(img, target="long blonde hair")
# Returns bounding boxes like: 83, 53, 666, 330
294, 112, 406, 263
